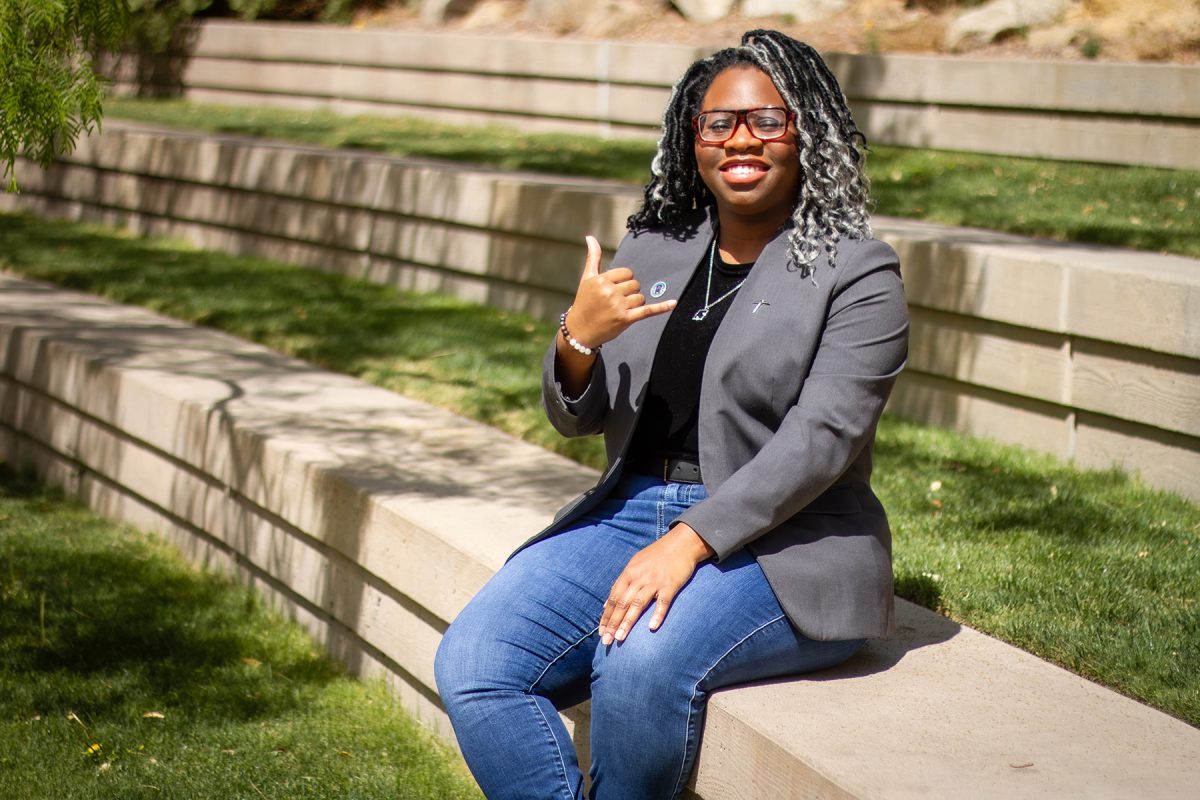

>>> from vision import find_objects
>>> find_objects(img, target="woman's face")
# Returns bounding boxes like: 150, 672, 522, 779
693, 66, 801, 228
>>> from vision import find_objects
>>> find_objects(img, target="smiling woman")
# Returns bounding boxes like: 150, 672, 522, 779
434, 29, 908, 800
690, 67, 802, 260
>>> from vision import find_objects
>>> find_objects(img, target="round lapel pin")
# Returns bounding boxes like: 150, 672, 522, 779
650, 281, 667, 298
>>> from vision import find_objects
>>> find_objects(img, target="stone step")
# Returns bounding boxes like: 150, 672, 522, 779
5, 121, 1199, 502
1, 274, 1197, 799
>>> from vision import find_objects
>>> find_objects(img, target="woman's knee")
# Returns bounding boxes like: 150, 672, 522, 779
435, 603, 522, 700
434, 618, 476, 704
436, 600, 575, 707
590, 632, 693, 716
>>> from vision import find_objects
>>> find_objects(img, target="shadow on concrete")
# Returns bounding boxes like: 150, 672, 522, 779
0, 281, 593, 715
824, 599, 962, 680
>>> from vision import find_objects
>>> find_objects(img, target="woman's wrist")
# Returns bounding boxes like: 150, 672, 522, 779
560, 306, 600, 357
669, 522, 716, 564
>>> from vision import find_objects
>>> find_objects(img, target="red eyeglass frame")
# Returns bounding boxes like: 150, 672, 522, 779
691, 107, 796, 143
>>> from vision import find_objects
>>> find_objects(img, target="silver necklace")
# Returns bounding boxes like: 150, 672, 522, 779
692, 238, 749, 322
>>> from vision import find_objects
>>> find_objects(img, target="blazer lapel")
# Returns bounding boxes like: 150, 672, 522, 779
606, 215, 716, 412
705, 225, 797, 363
700, 227, 831, 469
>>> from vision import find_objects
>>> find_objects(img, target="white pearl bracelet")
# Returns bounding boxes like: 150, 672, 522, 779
559, 308, 599, 356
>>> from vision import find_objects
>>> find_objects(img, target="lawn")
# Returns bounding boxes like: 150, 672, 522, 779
104, 96, 1200, 259
0, 467, 482, 800
1, 211, 1197, 727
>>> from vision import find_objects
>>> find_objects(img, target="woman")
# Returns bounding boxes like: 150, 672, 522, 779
435, 29, 908, 800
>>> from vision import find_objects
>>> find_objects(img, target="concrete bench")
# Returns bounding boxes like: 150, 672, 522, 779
1, 273, 1197, 798
5, 121, 1199, 503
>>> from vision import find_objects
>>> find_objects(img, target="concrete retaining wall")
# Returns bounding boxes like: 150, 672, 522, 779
3, 122, 1198, 501
3, 274, 1198, 799
103, 20, 1200, 170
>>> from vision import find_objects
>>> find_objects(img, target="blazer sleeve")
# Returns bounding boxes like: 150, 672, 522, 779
541, 329, 610, 438
675, 238, 909, 560
540, 229, 650, 438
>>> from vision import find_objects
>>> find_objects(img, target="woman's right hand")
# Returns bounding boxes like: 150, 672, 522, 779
565, 236, 676, 348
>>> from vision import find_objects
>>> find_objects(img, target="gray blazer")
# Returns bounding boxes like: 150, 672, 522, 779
518, 213, 909, 641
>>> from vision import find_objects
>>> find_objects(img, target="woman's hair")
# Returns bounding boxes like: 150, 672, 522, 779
628, 29, 871, 278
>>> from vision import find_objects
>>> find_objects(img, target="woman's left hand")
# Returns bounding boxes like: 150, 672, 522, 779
599, 523, 716, 645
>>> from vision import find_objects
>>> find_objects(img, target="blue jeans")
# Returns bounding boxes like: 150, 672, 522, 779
435, 474, 864, 800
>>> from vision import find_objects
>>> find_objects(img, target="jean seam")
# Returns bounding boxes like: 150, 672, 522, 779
528, 693, 577, 800
529, 624, 601, 693
668, 613, 788, 799
525, 624, 599, 797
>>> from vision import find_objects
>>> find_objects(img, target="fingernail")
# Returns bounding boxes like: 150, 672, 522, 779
601, 633, 612, 646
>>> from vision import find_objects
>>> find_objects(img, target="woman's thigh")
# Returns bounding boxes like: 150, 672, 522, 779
587, 549, 863, 797
591, 547, 864, 717
437, 476, 677, 706
583, 546, 859, 743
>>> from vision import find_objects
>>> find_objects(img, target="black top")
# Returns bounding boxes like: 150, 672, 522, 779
628, 243, 754, 466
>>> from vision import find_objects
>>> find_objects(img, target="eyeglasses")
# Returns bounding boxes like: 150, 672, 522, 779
692, 107, 794, 144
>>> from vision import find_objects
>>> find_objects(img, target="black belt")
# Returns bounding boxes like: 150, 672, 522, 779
631, 456, 703, 484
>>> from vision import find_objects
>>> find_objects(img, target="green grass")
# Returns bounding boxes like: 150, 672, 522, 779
106, 98, 657, 184
0, 467, 482, 800
1, 212, 1198, 728
877, 420, 1200, 722
104, 96, 1200, 259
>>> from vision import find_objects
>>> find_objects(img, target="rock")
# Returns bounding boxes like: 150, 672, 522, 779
874, 15, 947, 54
526, 0, 588, 23
525, 0, 589, 30
1027, 23, 1083, 51
742, 0, 848, 23
526, 0, 666, 35
946, 0, 1070, 50
420, 0, 481, 26
672, 0, 737, 25
420, 0, 451, 25
459, 0, 522, 29
584, 0, 670, 38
